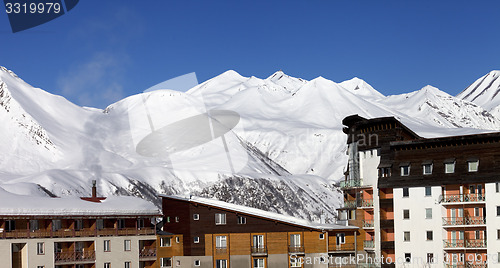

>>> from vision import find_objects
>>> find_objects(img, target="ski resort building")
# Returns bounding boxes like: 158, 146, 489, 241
339, 115, 500, 268
159, 195, 359, 268
0, 182, 161, 268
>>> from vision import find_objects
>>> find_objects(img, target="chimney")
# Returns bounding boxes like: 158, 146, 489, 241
92, 180, 97, 198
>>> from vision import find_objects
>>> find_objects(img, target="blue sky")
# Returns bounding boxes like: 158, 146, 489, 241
1, 0, 499, 108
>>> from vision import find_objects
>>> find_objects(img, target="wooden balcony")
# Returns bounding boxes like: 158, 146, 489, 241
441, 194, 485, 204
443, 239, 487, 249
139, 247, 157, 261
363, 240, 374, 249
55, 250, 95, 264
0, 227, 155, 239
215, 247, 227, 254
343, 199, 373, 209
442, 216, 486, 226
362, 220, 374, 228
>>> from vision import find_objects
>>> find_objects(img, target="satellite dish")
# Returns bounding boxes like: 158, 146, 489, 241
136, 109, 240, 157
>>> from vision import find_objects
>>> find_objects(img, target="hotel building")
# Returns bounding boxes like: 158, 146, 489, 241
339, 115, 500, 268
0, 183, 161, 268
159, 195, 359, 268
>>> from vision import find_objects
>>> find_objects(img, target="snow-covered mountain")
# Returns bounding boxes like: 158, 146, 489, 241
457, 70, 500, 118
1, 66, 499, 223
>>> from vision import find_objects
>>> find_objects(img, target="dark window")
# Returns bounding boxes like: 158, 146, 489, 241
117, 219, 125, 229
401, 166, 410, 176
403, 187, 409, 197
426, 231, 433, 241
497, 206, 500, 216
237, 216, 246, 224
403, 209, 410, 219
423, 164, 432, 175
427, 253, 434, 264
405, 253, 411, 263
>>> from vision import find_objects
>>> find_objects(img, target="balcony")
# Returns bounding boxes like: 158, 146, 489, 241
380, 219, 394, 229
0, 227, 156, 239
139, 247, 157, 260
444, 263, 487, 268
215, 247, 227, 254
251, 246, 268, 256
443, 239, 487, 249
340, 179, 363, 189
342, 199, 373, 209
442, 217, 486, 226
54, 251, 96, 264
441, 194, 485, 204
329, 243, 355, 252
362, 220, 374, 228
288, 245, 305, 254
363, 240, 374, 249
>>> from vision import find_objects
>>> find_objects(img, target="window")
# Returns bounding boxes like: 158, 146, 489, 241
401, 166, 410, 176
425, 208, 432, 219
468, 160, 479, 172
194, 260, 201, 266
290, 234, 301, 247
215, 213, 226, 225
216, 236, 227, 249
237, 216, 246, 224
194, 236, 200, 243
96, 219, 104, 230
176, 236, 180, 243
75, 242, 83, 252
161, 257, 172, 267
426, 231, 433, 241
37, 266, 44, 268
137, 218, 144, 229
253, 258, 265, 268
497, 206, 500, 216
125, 262, 131, 268
176, 260, 180, 266
496, 182, 499, 193
425, 186, 432, 196
104, 240, 111, 252
423, 164, 432, 175
175, 217, 179, 223
30, 220, 39, 231
193, 214, 200, 220
216, 259, 227, 268
124, 240, 131, 251
497, 229, 500, 239
319, 233, 325, 240
402, 187, 409, 197
403, 231, 410, 242
470, 185, 476, 194
5, 220, 15, 231
474, 207, 480, 217
403, 209, 410, 219
405, 253, 411, 263
104, 263, 111, 268
75, 219, 83, 230
475, 230, 481, 239
445, 162, 455, 173
166, 216, 170, 223
37, 242, 45, 255
291, 257, 301, 267
380, 167, 391, 177
427, 253, 434, 264
161, 237, 172, 247
117, 219, 125, 229
336, 233, 345, 245
52, 219, 61, 231
253, 235, 264, 248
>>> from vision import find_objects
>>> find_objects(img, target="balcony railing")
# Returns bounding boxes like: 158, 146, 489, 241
340, 179, 362, 189
363, 240, 374, 249
443, 239, 486, 249
139, 247, 157, 260
343, 199, 373, 209
442, 216, 485, 226
329, 243, 355, 252
288, 245, 305, 253
215, 247, 227, 254
0, 227, 156, 239
444, 263, 487, 268
251, 246, 267, 255
362, 220, 374, 228
55, 251, 96, 263
441, 194, 485, 203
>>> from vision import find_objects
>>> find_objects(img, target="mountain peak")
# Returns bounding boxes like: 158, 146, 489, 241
457, 70, 500, 111
339, 77, 385, 99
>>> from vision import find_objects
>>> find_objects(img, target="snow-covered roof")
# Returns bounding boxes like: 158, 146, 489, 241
161, 195, 357, 231
0, 189, 160, 217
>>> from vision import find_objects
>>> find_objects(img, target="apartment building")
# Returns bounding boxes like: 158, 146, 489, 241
0, 183, 161, 268
159, 195, 359, 268
339, 114, 500, 268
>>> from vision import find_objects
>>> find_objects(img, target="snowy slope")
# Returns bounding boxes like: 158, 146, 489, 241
1, 66, 500, 223
457, 70, 500, 118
